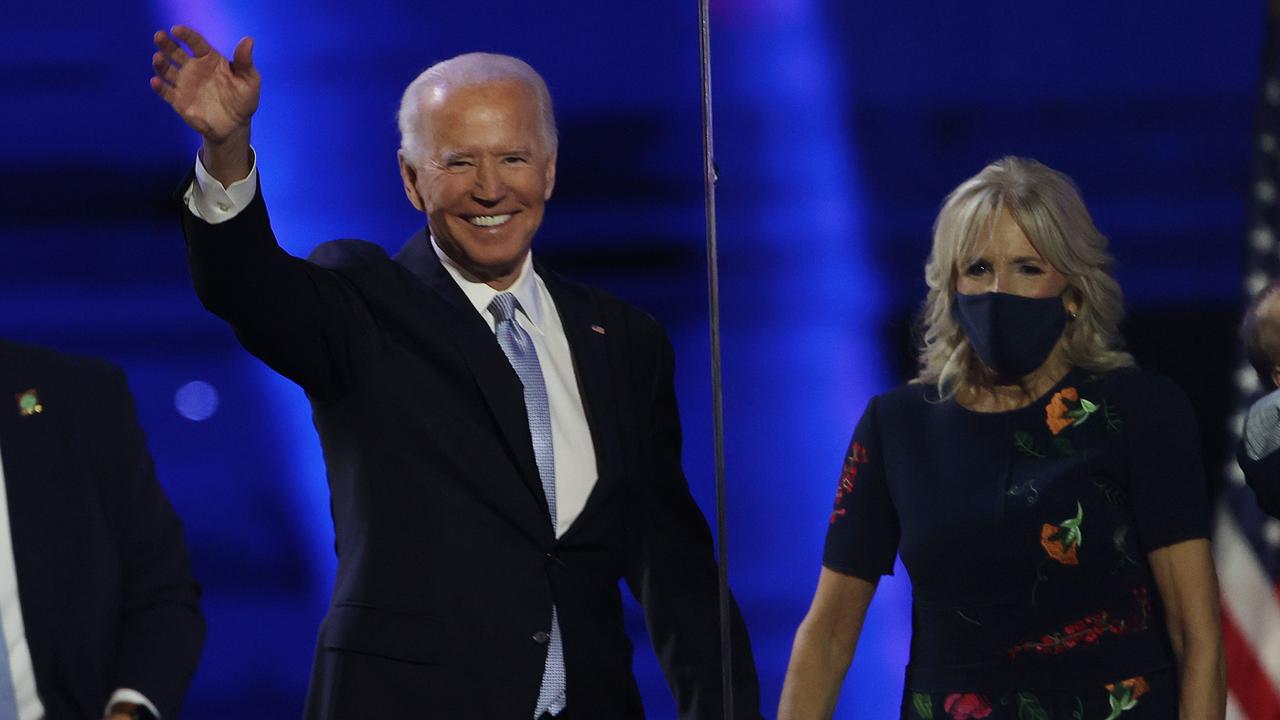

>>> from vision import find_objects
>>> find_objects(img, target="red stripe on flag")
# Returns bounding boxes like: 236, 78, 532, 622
1224, 603, 1280, 718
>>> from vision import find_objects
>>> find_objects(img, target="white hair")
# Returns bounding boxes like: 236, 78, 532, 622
397, 52, 558, 162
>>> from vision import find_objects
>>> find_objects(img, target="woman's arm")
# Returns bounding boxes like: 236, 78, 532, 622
1147, 538, 1225, 720
778, 568, 878, 720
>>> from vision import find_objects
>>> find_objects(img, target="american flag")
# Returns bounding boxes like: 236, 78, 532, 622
1217, 5, 1280, 718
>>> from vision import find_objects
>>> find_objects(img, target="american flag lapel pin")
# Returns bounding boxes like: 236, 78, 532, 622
16, 388, 42, 417
590, 324, 606, 335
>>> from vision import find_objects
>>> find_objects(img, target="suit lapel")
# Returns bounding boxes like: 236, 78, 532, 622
393, 232, 550, 522
537, 266, 624, 540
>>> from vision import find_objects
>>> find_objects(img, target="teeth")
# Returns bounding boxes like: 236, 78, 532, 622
469, 214, 512, 227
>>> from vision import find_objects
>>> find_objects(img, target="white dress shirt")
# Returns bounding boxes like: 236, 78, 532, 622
187, 153, 599, 536
0, 446, 157, 719
0, 445, 43, 720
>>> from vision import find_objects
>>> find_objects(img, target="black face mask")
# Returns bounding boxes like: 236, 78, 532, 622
953, 291, 1068, 379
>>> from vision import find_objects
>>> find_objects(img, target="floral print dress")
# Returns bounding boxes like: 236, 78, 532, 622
823, 368, 1209, 719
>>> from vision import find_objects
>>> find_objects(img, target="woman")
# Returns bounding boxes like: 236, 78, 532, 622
778, 157, 1224, 719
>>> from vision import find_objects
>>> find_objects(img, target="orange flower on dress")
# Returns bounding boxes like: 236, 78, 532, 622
1040, 524, 1079, 565
1045, 386, 1101, 436
1104, 676, 1150, 718
1045, 387, 1079, 435
1104, 676, 1149, 699
1040, 502, 1084, 566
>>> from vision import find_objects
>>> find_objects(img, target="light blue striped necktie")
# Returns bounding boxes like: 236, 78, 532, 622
489, 292, 566, 718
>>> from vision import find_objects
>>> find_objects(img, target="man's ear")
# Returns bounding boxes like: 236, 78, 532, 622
543, 148, 557, 200
398, 150, 425, 212
1271, 365, 1280, 391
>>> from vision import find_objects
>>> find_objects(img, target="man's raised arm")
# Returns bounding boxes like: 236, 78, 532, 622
148, 26, 382, 399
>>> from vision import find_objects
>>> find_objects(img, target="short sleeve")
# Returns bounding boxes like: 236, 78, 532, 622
822, 394, 900, 580
1123, 373, 1212, 552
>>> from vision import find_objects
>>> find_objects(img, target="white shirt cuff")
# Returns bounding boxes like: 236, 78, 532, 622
183, 146, 259, 224
104, 688, 160, 719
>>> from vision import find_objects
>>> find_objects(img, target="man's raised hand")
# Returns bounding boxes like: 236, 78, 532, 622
151, 26, 258, 183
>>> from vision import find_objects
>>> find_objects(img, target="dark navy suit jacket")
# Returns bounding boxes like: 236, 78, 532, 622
0, 340, 204, 718
181, 182, 760, 719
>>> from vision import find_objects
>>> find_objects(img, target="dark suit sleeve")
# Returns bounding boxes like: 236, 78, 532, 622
91, 367, 204, 718
622, 323, 762, 720
1241, 442, 1280, 518
181, 176, 382, 399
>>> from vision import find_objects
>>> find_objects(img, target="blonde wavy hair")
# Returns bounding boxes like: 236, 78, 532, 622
917, 157, 1133, 399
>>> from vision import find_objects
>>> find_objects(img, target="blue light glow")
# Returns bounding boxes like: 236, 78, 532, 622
174, 379, 219, 421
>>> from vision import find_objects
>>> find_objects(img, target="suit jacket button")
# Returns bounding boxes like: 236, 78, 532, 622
532, 631, 551, 645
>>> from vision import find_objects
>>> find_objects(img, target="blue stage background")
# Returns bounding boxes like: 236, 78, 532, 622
0, 1, 1259, 716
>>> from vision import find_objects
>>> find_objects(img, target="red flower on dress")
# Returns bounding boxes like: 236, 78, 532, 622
1008, 586, 1153, 658
829, 441, 869, 524
943, 693, 993, 719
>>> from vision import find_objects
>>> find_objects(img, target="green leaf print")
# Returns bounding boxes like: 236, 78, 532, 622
1105, 692, 1129, 720
1058, 502, 1085, 549
1052, 436, 1075, 455
1065, 396, 1100, 428
1014, 431, 1046, 458
1061, 501, 1084, 530
1007, 478, 1041, 506
1092, 477, 1126, 506
1102, 400, 1123, 433
911, 691, 934, 719
1014, 692, 1049, 720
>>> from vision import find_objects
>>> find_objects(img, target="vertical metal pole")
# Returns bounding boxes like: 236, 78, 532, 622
696, 0, 732, 718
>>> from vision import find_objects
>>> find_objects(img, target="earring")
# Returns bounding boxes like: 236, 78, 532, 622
1068, 309, 1079, 321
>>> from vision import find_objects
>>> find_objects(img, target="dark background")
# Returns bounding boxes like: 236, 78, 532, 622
0, 1, 1259, 716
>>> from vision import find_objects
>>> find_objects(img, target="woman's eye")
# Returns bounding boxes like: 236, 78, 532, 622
964, 262, 989, 276
1020, 264, 1045, 275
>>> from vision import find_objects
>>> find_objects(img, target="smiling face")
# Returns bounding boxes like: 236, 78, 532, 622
398, 79, 556, 289
955, 208, 1075, 311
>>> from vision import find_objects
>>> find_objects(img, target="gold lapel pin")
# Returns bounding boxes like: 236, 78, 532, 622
590, 325, 606, 335
16, 389, 42, 417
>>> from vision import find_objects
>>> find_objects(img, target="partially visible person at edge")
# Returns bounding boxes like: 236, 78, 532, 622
1238, 281, 1280, 517
149, 24, 760, 720
0, 339, 204, 720
778, 157, 1225, 719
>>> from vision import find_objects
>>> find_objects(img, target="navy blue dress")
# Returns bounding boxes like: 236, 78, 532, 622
824, 367, 1210, 719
